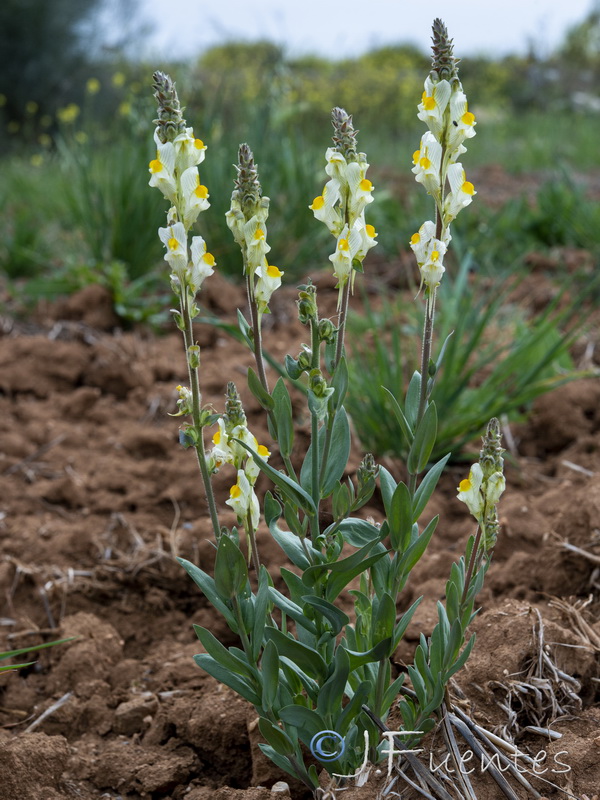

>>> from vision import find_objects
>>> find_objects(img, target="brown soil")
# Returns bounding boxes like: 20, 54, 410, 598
0, 268, 599, 800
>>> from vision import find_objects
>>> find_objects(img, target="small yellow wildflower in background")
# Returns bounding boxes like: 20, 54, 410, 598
7, 121, 19, 134
40, 114, 52, 128
74, 131, 88, 145
0, 94, 6, 107
86, 77, 101, 95
112, 71, 126, 88
25, 101, 38, 115
57, 103, 80, 124
30, 154, 43, 167
118, 101, 132, 117
38, 133, 52, 148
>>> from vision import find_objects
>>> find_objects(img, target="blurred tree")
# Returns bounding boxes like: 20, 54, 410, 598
0, 0, 137, 139
560, 4, 600, 66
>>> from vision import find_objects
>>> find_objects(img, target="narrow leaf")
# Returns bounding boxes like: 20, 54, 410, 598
261, 640, 280, 709
247, 367, 274, 411
194, 654, 261, 705
412, 453, 451, 522
382, 386, 414, 446
264, 629, 327, 682
178, 558, 236, 629
272, 377, 294, 458
407, 401, 438, 475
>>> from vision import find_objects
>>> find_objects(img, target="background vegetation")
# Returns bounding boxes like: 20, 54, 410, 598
1, 0, 599, 457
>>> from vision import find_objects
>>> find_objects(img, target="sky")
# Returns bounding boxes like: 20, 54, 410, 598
135, 0, 596, 60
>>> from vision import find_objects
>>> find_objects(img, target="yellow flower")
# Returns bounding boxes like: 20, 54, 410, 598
112, 71, 126, 88
118, 101, 131, 116
74, 131, 88, 145
86, 78, 101, 95
30, 154, 43, 167
57, 103, 80, 124
25, 101, 38, 115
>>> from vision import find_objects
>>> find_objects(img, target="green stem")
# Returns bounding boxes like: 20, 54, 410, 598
245, 512, 261, 576
246, 274, 269, 394
334, 278, 351, 368
319, 281, 350, 487
461, 524, 483, 607
180, 292, 221, 541
309, 317, 321, 540
408, 290, 436, 497
318, 406, 336, 488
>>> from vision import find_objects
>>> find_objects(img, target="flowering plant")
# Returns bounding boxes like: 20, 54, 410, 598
148, 20, 504, 796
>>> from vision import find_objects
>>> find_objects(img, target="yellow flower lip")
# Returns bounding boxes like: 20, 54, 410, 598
462, 181, 475, 195
310, 196, 325, 210
257, 444, 270, 457
230, 484, 242, 498
459, 478, 472, 492
149, 159, 163, 173
359, 178, 373, 191
266, 265, 283, 278
212, 430, 221, 445
194, 184, 209, 198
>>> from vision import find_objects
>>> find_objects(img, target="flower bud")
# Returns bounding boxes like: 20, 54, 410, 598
357, 453, 379, 489
318, 318, 336, 344
187, 344, 200, 369
297, 345, 313, 372
430, 19, 459, 84
152, 71, 187, 144
331, 107, 358, 162
297, 282, 318, 324
225, 382, 247, 429
231, 143, 264, 222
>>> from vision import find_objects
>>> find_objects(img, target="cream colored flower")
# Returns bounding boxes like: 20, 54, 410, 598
412, 132, 443, 197
190, 237, 216, 291
457, 463, 485, 518
444, 164, 476, 222
254, 264, 284, 315
159, 222, 188, 278
417, 77, 451, 140
180, 167, 210, 229
226, 470, 260, 529
173, 128, 206, 172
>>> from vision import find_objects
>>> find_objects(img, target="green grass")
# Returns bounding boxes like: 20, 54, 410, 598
345, 256, 598, 462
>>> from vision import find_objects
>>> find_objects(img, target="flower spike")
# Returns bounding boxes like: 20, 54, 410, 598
430, 18, 459, 83
152, 71, 187, 144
